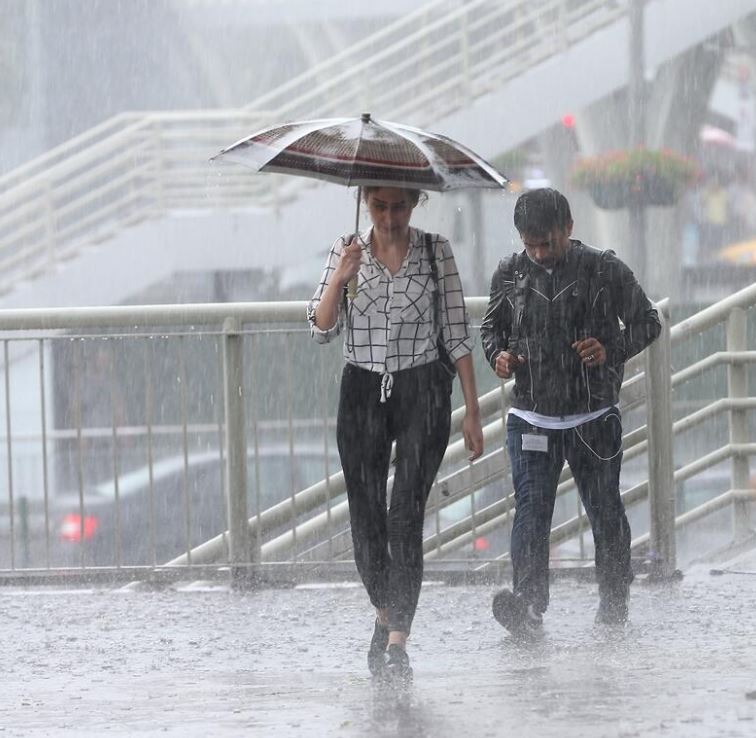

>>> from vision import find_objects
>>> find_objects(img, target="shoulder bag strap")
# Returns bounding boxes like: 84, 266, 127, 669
424, 232, 442, 335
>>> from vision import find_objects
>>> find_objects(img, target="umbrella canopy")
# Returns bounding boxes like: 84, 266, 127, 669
211, 113, 508, 191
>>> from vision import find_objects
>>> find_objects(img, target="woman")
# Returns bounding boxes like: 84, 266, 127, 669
307, 186, 484, 681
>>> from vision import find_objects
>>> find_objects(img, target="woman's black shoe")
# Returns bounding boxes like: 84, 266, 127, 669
367, 620, 389, 675
384, 644, 412, 685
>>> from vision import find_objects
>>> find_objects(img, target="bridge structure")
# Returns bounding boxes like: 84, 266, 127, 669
0, 0, 754, 586
1, 0, 755, 310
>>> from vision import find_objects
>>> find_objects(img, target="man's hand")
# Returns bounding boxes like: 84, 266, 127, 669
494, 350, 526, 379
572, 337, 606, 366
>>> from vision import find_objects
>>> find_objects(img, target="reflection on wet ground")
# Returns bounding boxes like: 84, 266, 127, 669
0, 565, 755, 737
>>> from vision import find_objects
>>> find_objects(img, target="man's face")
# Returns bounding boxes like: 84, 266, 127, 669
520, 223, 573, 268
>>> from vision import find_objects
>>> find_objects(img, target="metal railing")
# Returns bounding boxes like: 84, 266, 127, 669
0, 284, 753, 582
0, 111, 276, 295
0, 0, 629, 297
418, 285, 756, 576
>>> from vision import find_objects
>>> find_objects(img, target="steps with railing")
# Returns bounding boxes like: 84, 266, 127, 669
0, 0, 630, 298
2, 0, 755, 303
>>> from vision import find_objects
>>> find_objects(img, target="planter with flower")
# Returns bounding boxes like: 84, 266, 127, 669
571, 148, 699, 210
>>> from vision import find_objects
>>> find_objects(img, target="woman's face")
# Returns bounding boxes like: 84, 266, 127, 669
365, 188, 415, 239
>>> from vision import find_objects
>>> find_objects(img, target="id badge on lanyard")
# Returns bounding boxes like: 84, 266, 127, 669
522, 433, 548, 453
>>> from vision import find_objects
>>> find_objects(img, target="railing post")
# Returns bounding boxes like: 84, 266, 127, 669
150, 121, 165, 216
460, 3, 471, 104
222, 316, 251, 587
557, 0, 568, 47
727, 307, 751, 539
18, 496, 29, 568
645, 307, 677, 578
43, 179, 56, 267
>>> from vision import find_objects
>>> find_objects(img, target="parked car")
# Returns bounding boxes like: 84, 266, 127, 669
54, 445, 340, 567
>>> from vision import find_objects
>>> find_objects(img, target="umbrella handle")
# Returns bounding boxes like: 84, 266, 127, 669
346, 187, 362, 300
346, 277, 358, 299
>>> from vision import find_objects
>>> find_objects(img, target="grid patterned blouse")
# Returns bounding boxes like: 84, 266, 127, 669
307, 227, 473, 377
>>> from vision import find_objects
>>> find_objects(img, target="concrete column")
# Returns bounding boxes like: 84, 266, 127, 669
628, 0, 647, 286
572, 32, 723, 299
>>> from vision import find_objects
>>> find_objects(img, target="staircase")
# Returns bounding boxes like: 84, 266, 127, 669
1, 0, 756, 305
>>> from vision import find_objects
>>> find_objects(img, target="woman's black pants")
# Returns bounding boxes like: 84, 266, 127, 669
337, 362, 451, 634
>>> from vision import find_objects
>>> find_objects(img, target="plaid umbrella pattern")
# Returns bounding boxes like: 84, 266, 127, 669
212, 113, 508, 191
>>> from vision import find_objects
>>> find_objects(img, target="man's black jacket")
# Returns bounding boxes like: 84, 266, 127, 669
480, 241, 661, 416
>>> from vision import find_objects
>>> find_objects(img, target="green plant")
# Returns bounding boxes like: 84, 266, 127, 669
572, 148, 699, 188
571, 148, 699, 209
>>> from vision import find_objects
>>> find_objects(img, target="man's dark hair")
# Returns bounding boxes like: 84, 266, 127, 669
513, 188, 572, 236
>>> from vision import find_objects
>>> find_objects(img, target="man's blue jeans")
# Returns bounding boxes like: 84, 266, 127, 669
506, 410, 633, 614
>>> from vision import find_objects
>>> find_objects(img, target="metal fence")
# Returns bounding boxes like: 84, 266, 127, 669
0, 284, 753, 583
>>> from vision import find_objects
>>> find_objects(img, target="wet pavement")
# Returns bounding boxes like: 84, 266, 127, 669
1, 558, 755, 737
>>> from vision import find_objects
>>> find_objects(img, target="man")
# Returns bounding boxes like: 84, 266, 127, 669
480, 188, 660, 634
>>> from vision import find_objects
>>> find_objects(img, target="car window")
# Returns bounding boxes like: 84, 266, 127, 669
247, 452, 339, 512
87, 447, 339, 522
92, 452, 221, 500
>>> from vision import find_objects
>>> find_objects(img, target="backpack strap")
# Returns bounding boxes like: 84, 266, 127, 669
509, 254, 529, 355
576, 244, 615, 339
424, 233, 456, 378
587, 246, 614, 313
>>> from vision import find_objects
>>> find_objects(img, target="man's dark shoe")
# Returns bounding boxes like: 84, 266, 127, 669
367, 620, 389, 676
492, 588, 543, 638
595, 594, 629, 625
383, 644, 412, 685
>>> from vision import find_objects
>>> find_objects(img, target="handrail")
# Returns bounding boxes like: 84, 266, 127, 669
0, 283, 753, 574
2, 284, 751, 570
425, 295, 756, 563
280, 292, 756, 565
0, 274, 750, 559
243, 0, 624, 124
670, 282, 756, 339
244, 0, 450, 111
133, 285, 756, 566
0, 299, 309, 331
0, 113, 141, 191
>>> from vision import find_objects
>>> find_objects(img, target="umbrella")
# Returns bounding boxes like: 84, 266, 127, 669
211, 113, 508, 295
700, 124, 737, 149
717, 238, 756, 265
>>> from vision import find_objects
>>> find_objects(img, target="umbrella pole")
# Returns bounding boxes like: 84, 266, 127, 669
347, 186, 361, 299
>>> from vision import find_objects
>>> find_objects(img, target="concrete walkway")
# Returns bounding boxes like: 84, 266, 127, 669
1, 560, 755, 737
